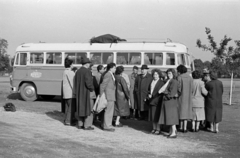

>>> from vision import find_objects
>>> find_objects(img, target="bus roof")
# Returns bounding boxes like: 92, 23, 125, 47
16, 42, 188, 53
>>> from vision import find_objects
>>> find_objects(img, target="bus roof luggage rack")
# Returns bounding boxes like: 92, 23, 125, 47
117, 38, 173, 43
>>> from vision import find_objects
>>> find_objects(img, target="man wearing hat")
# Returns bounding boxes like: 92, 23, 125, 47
134, 65, 153, 120
73, 57, 95, 130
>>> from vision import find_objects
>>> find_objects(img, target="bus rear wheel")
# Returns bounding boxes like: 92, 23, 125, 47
20, 83, 38, 102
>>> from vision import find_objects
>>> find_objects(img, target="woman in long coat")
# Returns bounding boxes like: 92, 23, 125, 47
205, 71, 223, 133
191, 70, 208, 132
147, 69, 164, 135
177, 65, 193, 133
158, 68, 179, 138
114, 66, 130, 127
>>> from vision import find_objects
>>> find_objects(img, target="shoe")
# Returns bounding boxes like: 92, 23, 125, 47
84, 126, 94, 130
178, 129, 183, 133
150, 130, 156, 134
154, 130, 163, 135
115, 123, 123, 127
196, 129, 200, 132
77, 126, 84, 129
167, 135, 177, 139
183, 129, 188, 133
190, 129, 195, 132
103, 128, 115, 132
207, 128, 214, 133
214, 130, 219, 134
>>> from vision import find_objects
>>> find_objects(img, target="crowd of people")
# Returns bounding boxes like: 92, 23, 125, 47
62, 57, 224, 138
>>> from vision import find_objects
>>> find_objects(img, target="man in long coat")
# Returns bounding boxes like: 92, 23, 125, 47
134, 65, 152, 120
73, 57, 94, 130
100, 63, 116, 132
129, 66, 139, 118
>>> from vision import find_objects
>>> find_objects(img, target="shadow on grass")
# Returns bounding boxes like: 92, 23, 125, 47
7, 93, 62, 103
45, 110, 64, 123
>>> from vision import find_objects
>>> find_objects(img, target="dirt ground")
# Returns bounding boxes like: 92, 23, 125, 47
0, 77, 240, 158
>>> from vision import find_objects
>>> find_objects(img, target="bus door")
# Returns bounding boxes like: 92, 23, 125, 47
13, 52, 28, 81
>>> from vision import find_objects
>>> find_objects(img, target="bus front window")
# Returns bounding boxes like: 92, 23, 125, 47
20, 53, 27, 65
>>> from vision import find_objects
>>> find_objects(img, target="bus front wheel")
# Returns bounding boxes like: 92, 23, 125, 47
20, 83, 38, 101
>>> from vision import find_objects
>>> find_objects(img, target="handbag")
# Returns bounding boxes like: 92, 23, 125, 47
92, 93, 107, 114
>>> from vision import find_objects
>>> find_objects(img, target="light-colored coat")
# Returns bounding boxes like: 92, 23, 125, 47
100, 71, 116, 101
192, 79, 208, 108
62, 68, 75, 99
177, 73, 193, 120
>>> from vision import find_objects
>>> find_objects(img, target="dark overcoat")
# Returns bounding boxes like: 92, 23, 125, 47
73, 67, 94, 117
148, 79, 165, 106
114, 75, 130, 116
177, 73, 193, 120
205, 79, 223, 123
134, 73, 153, 111
147, 79, 164, 122
158, 79, 179, 125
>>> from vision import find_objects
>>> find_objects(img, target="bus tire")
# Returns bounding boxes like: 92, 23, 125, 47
20, 83, 38, 102
40, 95, 55, 100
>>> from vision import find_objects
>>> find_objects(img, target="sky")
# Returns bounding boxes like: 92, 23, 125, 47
1, 0, 240, 61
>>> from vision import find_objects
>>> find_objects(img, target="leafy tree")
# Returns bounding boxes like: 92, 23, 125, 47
197, 28, 240, 77
193, 59, 204, 72
0, 38, 11, 74
0, 38, 8, 55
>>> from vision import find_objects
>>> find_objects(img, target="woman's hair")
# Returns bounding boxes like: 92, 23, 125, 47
97, 65, 104, 72
133, 65, 139, 70
177, 64, 187, 74
106, 63, 116, 71
115, 66, 124, 75
72, 67, 78, 72
64, 58, 73, 68
209, 71, 218, 80
166, 68, 177, 79
151, 68, 162, 78
192, 70, 202, 79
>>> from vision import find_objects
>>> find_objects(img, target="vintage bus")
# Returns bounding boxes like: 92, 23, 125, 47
10, 41, 194, 101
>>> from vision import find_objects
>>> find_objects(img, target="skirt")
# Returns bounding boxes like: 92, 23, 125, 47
192, 107, 205, 121
148, 104, 161, 123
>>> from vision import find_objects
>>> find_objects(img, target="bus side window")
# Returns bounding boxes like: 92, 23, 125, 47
65, 53, 76, 64
117, 53, 128, 64
103, 53, 113, 64
177, 54, 185, 65
46, 52, 62, 64
20, 53, 27, 65
90, 53, 101, 64
130, 52, 141, 65
154, 53, 163, 65
76, 53, 87, 64
166, 53, 175, 65
30, 52, 43, 64
90, 52, 113, 64
144, 53, 152, 65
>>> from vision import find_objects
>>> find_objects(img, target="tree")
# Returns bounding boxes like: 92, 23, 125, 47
193, 59, 204, 72
0, 38, 11, 74
196, 27, 240, 77
0, 38, 8, 55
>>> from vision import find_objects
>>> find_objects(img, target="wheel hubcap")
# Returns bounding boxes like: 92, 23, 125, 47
24, 86, 35, 97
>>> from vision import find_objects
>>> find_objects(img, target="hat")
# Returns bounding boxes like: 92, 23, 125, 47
82, 57, 91, 65
141, 65, 149, 70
